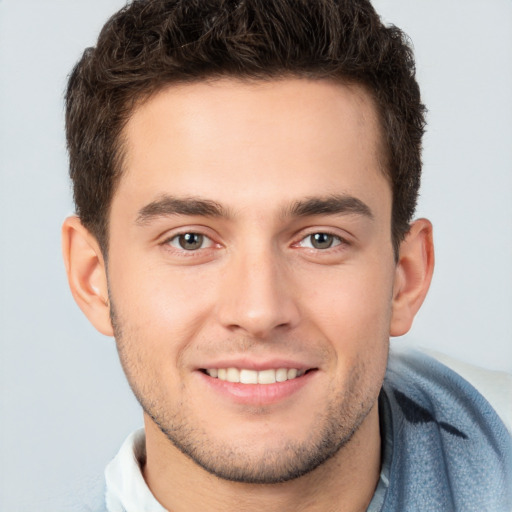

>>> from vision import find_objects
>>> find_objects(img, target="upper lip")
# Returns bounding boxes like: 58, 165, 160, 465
196, 358, 318, 371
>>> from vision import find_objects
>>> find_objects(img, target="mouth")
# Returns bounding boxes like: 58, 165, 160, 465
200, 367, 315, 384
197, 364, 319, 405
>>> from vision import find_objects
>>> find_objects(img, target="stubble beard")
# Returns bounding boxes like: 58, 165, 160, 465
110, 298, 383, 485
147, 394, 373, 484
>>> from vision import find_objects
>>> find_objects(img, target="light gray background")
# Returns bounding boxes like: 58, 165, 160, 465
1, 0, 511, 508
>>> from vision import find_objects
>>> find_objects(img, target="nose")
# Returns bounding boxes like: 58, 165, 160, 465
216, 245, 300, 338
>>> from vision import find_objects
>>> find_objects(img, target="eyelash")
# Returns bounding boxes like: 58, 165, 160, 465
296, 232, 347, 251
162, 230, 349, 255
164, 232, 216, 252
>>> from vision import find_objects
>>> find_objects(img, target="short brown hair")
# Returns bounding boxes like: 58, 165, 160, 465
66, 0, 426, 256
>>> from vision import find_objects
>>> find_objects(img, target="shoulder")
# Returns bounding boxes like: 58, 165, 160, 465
386, 345, 512, 433
385, 344, 512, 441
418, 347, 512, 434
380, 345, 512, 511
72, 475, 107, 512
32, 474, 107, 512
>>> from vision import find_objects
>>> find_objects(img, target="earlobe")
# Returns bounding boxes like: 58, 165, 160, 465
61, 216, 114, 336
390, 218, 434, 337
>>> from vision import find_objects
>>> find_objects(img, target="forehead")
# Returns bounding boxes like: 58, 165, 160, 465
116, 78, 389, 218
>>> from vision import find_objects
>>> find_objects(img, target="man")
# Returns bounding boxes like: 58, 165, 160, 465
61, 0, 512, 510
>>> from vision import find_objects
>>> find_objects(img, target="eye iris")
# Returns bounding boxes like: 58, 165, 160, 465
179, 233, 203, 250
311, 233, 333, 249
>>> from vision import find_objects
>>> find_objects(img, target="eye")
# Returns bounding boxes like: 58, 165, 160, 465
167, 232, 214, 251
299, 232, 342, 250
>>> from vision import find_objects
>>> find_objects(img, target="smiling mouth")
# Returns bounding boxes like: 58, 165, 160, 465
201, 367, 316, 384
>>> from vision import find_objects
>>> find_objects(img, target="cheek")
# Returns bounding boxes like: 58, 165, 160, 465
297, 261, 393, 394
108, 259, 218, 372
112, 258, 212, 322
301, 263, 395, 343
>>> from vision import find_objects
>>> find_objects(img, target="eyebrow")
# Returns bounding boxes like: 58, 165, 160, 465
286, 195, 374, 220
135, 193, 373, 225
136, 195, 229, 225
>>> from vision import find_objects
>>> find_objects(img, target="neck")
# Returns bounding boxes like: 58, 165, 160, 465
142, 405, 381, 512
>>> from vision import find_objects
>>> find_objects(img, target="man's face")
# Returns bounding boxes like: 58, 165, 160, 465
107, 78, 397, 483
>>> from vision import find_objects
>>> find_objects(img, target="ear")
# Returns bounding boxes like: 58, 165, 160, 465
62, 216, 114, 336
390, 218, 434, 337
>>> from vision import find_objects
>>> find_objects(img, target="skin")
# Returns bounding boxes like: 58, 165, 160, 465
62, 78, 434, 511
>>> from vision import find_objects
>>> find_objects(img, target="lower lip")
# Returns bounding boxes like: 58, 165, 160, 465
197, 370, 316, 406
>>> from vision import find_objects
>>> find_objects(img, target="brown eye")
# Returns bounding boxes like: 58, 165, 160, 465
178, 233, 204, 250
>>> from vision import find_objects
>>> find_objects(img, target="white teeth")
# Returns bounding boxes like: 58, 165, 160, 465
205, 367, 305, 384
276, 368, 288, 382
226, 367, 240, 383
240, 369, 258, 384
287, 368, 298, 380
258, 369, 276, 384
